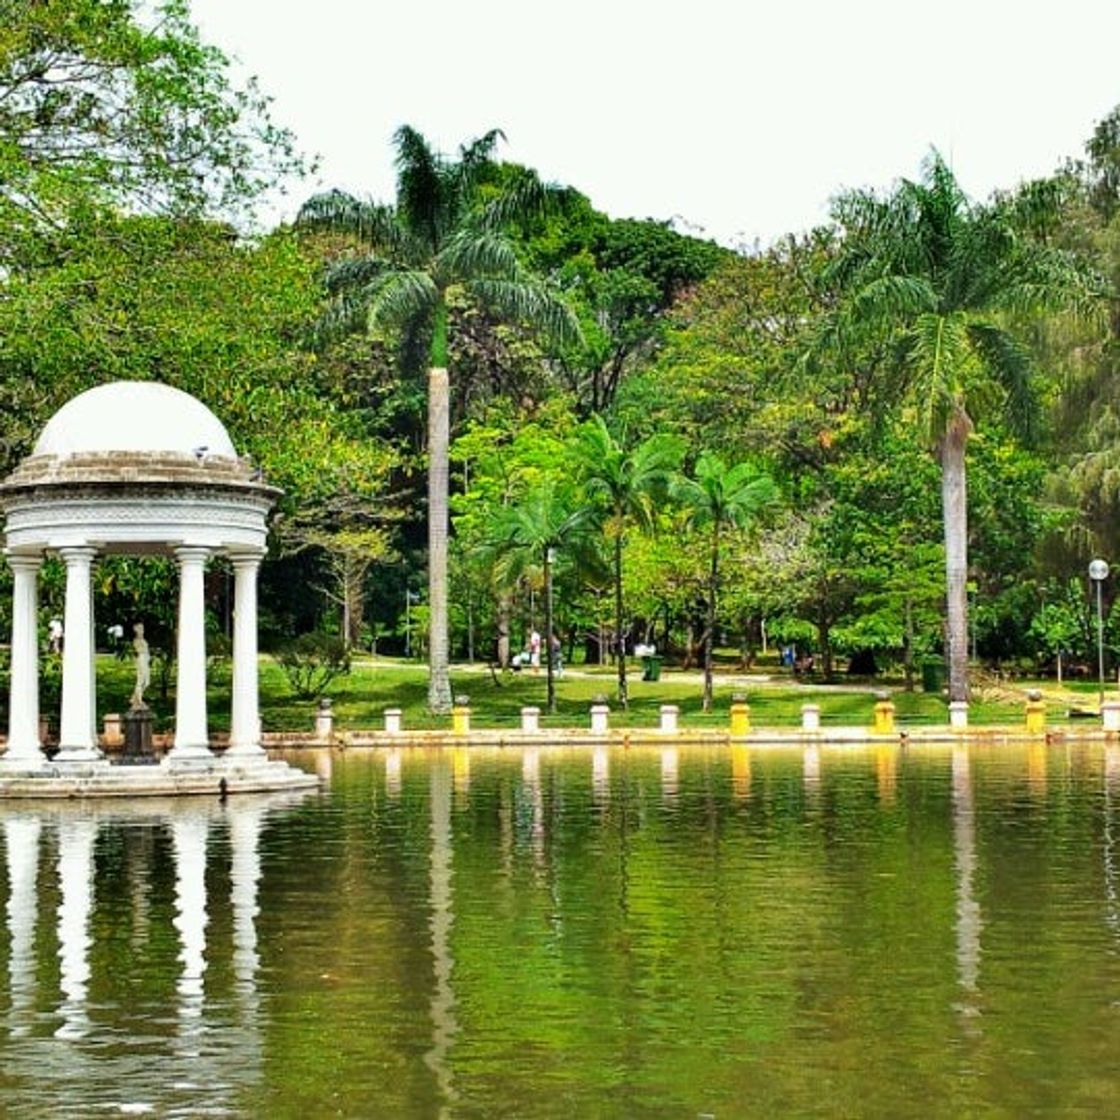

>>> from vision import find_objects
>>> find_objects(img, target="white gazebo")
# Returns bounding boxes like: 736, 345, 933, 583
0, 381, 317, 795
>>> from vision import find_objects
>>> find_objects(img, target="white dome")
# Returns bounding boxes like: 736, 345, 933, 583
33, 381, 238, 459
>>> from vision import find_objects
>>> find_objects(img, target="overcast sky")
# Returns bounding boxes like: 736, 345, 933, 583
189, 0, 1120, 248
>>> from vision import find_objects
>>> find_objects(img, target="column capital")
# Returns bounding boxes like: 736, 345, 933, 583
173, 545, 211, 565
58, 545, 98, 564
5, 552, 42, 574
228, 548, 266, 570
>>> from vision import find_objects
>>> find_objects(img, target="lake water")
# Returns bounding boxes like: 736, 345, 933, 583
2, 741, 1120, 1117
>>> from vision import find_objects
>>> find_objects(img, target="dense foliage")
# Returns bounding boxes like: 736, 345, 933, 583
4, 1, 1120, 711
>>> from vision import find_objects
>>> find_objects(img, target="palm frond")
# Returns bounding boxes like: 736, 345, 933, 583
848, 274, 938, 327
305, 289, 377, 350
909, 311, 970, 443
673, 452, 777, 531
324, 256, 389, 297
297, 190, 405, 253
437, 229, 520, 283
966, 321, 1039, 442
366, 269, 438, 333
393, 125, 445, 249
455, 129, 505, 192
469, 277, 581, 348
479, 166, 558, 230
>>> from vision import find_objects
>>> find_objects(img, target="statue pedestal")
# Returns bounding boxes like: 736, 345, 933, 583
122, 706, 154, 761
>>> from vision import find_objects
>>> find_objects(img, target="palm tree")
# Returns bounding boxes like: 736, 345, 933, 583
822, 152, 1099, 702
493, 483, 594, 713
297, 126, 577, 712
573, 415, 682, 708
672, 453, 777, 711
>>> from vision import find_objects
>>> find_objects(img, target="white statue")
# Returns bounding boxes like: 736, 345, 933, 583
130, 622, 151, 709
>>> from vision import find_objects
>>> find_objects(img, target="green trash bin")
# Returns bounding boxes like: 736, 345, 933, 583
642, 655, 662, 682
921, 657, 945, 693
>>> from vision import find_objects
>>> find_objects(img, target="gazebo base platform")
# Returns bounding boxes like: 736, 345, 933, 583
0, 753, 320, 798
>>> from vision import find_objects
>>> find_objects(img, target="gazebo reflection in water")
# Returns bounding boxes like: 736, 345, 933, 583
1, 791, 312, 1113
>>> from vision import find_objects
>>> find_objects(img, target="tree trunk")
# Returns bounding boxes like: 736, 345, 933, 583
940, 411, 973, 703
427, 366, 453, 713
816, 614, 833, 679
902, 596, 915, 692
702, 526, 719, 712
544, 548, 556, 714
496, 592, 511, 668
614, 531, 628, 708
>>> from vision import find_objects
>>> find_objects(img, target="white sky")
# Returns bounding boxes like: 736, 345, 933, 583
189, 0, 1120, 248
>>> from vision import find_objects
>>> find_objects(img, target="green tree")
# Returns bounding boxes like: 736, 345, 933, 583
672, 453, 777, 710
492, 483, 594, 712
0, 0, 305, 264
821, 152, 1100, 701
573, 415, 682, 707
524, 201, 727, 414
297, 126, 577, 712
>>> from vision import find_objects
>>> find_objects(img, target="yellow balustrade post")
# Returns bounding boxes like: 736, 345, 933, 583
729, 693, 751, 738
1025, 689, 1046, 735
452, 694, 471, 735
873, 692, 895, 735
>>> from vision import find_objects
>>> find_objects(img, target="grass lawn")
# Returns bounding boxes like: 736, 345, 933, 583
85, 653, 1087, 734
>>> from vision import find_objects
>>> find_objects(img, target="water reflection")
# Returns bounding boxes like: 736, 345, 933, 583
385, 747, 402, 800
425, 758, 458, 1118
172, 811, 209, 1040
952, 744, 983, 1025
730, 744, 751, 800
592, 746, 610, 804
876, 745, 897, 804
4, 816, 39, 1037
660, 746, 679, 803
452, 746, 471, 797
521, 747, 546, 874
803, 743, 821, 795
55, 815, 96, 1041
0, 791, 313, 1114
1027, 741, 1048, 798
6, 745, 1120, 1116
1105, 746, 1120, 940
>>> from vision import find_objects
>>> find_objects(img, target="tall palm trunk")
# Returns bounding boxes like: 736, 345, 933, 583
614, 531, 628, 709
940, 409, 973, 703
703, 524, 719, 712
428, 366, 452, 713
543, 548, 556, 714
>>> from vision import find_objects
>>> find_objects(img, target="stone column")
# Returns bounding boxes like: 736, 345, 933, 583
227, 550, 265, 757
57, 546, 101, 761
4, 555, 43, 767
171, 546, 211, 759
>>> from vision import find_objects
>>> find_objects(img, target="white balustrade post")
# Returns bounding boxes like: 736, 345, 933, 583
1103, 701, 1120, 733
590, 703, 610, 734
171, 546, 212, 759
659, 704, 679, 733
801, 703, 821, 732
56, 546, 101, 761
227, 550, 265, 757
4, 555, 43, 767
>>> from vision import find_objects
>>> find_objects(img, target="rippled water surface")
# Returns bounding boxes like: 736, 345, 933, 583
4, 742, 1120, 1116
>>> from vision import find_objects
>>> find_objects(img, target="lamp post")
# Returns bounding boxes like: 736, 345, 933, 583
1090, 559, 1110, 708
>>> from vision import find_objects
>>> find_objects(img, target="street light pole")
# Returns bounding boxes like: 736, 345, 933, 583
1090, 559, 1110, 709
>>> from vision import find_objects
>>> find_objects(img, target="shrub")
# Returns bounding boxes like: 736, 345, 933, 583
275, 633, 351, 699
